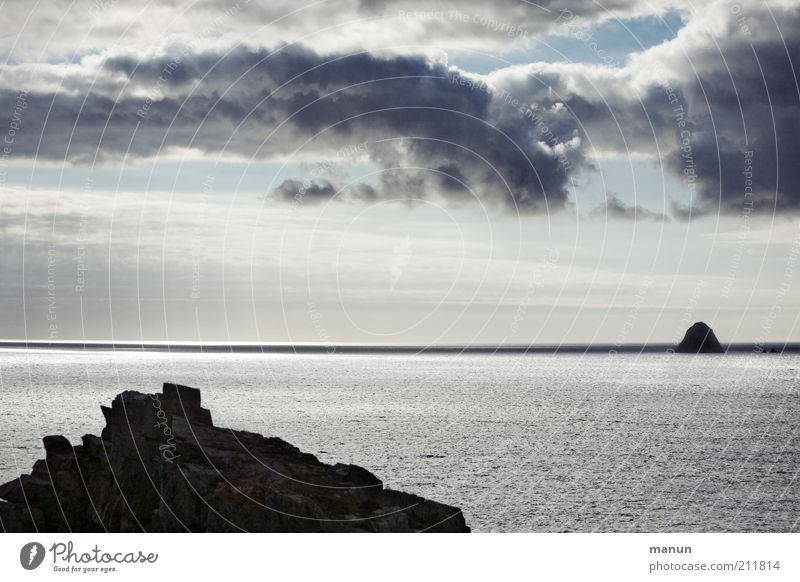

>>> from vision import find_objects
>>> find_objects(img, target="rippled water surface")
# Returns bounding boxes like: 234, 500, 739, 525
1, 349, 798, 532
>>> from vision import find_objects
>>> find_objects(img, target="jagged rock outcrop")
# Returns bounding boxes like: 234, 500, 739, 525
675, 322, 724, 353
0, 383, 469, 532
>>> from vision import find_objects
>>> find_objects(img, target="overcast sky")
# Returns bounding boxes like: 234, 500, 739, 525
1, 0, 799, 345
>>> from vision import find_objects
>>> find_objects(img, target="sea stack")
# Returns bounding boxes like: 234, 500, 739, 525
0, 383, 469, 533
675, 322, 724, 353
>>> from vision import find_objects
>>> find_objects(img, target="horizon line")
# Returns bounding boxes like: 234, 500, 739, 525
1, 340, 797, 354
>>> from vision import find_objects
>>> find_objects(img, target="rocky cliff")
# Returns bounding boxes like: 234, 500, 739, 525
675, 322, 724, 353
0, 383, 469, 532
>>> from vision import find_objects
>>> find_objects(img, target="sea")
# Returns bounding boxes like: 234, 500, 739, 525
1, 349, 798, 532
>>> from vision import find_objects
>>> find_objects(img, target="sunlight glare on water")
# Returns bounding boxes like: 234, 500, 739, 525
1, 349, 798, 532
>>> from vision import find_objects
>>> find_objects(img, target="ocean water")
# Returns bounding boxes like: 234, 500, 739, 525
0, 349, 797, 532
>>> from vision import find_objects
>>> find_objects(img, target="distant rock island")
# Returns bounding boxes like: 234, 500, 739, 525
675, 322, 724, 353
0, 384, 469, 532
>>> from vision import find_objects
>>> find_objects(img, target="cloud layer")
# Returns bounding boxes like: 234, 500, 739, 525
0, 0, 798, 216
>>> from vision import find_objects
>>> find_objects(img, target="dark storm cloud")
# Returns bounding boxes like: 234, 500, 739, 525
492, 2, 800, 216
273, 179, 338, 203
271, 179, 377, 204
593, 195, 670, 222
660, 13, 800, 216
0, 44, 585, 211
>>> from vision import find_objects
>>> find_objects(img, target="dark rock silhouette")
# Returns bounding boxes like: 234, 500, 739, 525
0, 384, 469, 532
675, 322, 724, 353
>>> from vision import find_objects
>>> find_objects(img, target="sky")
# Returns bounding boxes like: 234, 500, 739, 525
0, 0, 799, 345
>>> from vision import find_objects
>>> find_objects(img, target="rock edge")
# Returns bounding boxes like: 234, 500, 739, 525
0, 383, 469, 532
